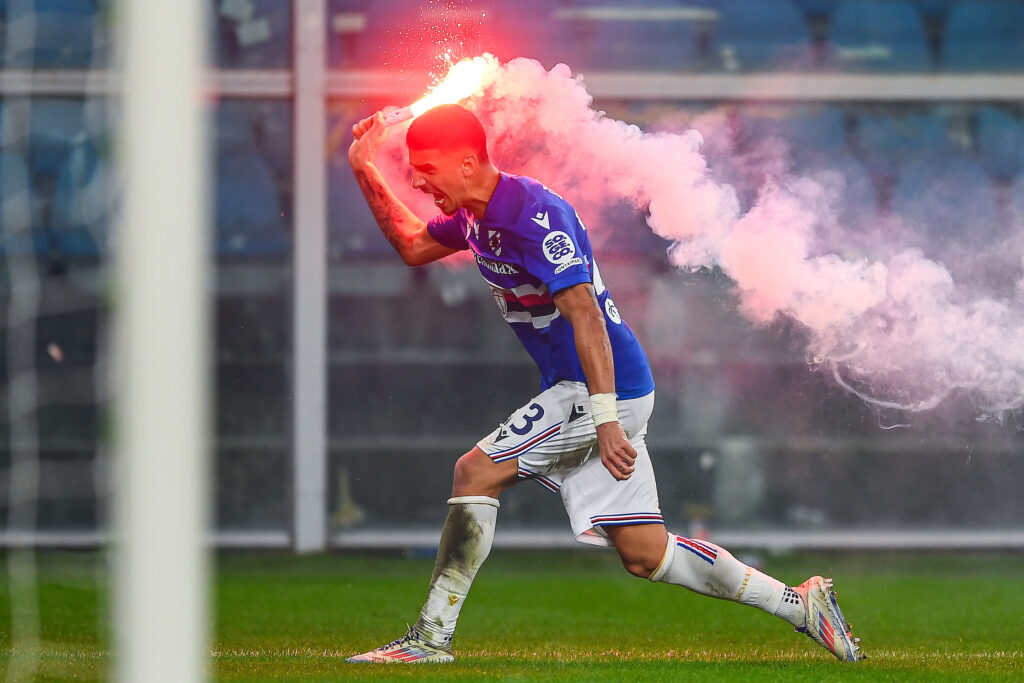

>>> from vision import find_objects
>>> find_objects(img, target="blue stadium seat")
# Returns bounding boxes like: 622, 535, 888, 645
974, 107, 1024, 182
855, 111, 951, 178
326, 0, 369, 68
344, 0, 515, 71
1012, 174, 1024, 229
706, 0, 813, 71
215, 104, 288, 257
1, 0, 106, 68
556, 0, 710, 71
730, 105, 849, 171
50, 141, 110, 257
216, 149, 287, 257
790, 0, 836, 19
828, 0, 932, 71
0, 151, 43, 256
912, 0, 958, 20
943, 0, 1024, 71
891, 156, 999, 239
29, 99, 90, 180
213, 0, 292, 68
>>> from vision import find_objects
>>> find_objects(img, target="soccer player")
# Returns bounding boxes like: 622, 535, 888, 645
345, 104, 861, 664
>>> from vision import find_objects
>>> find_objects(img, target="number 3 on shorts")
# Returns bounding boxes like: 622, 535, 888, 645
509, 402, 545, 436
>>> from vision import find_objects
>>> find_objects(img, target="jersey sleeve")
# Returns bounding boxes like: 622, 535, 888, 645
425, 210, 471, 251
514, 202, 592, 294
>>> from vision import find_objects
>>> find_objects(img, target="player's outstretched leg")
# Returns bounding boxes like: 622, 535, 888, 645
346, 495, 499, 664
634, 529, 861, 661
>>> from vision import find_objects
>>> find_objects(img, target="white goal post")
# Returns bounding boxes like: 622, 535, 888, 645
115, 0, 209, 681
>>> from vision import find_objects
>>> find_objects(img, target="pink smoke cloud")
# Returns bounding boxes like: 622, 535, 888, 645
376, 55, 1024, 417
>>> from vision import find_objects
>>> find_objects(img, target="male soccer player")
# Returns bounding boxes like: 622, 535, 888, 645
345, 104, 861, 664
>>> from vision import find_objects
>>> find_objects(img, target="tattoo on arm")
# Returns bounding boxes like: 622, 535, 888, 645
353, 167, 419, 256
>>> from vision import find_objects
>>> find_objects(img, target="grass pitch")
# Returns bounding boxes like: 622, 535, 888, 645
2, 549, 1024, 681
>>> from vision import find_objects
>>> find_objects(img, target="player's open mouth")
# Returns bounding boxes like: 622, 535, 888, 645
432, 193, 446, 208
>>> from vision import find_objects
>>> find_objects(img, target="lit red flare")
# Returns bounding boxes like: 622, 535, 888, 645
383, 55, 491, 127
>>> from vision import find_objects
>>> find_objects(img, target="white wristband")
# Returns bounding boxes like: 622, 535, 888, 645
590, 392, 619, 427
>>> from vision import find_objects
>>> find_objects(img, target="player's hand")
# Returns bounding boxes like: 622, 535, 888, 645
348, 112, 386, 168
597, 422, 636, 481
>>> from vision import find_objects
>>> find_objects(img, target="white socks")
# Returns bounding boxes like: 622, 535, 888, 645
414, 496, 499, 646
650, 533, 806, 628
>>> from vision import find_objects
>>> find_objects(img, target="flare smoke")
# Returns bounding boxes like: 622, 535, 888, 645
377, 55, 1024, 418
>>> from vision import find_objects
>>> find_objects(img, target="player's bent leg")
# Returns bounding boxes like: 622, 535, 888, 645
604, 523, 670, 577
451, 447, 521, 499
347, 448, 518, 664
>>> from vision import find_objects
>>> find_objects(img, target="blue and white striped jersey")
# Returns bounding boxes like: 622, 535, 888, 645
427, 173, 654, 399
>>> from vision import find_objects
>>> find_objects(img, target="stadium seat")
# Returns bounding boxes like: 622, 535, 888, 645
1011, 174, 1024, 229
216, 149, 288, 257
326, 0, 369, 67
50, 141, 110, 257
344, 0, 513, 71
912, 0, 958, 20
943, 0, 1024, 70
855, 110, 952, 179
705, 0, 813, 71
29, 99, 89, 179
974, 107, 1024, 182
215, 104, 288, 257
1, 0, 107, 68
891, 156, 999, 241
790, 0, 836, 19
0, 151, 43, 257
555, 0, 711, 71
213, 0, 292, 68
828, 0, 932, 71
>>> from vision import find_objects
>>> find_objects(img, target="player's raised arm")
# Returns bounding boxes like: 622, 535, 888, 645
552, 282, 637, 481
348, 113, 457, 266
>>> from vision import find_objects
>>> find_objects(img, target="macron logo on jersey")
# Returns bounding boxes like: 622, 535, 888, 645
530, 211, 551, 230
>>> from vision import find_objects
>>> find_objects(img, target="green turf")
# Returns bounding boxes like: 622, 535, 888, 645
2, 550, 1024, 681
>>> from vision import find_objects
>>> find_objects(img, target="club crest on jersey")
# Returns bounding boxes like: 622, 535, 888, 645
488, 230, 502, 256
604, 297, 622, 324
490, 288, 509, 316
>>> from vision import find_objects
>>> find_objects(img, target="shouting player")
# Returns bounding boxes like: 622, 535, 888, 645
345, 104, 861, 664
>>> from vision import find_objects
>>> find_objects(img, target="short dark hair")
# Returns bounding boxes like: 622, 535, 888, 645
407, 104, 489, 163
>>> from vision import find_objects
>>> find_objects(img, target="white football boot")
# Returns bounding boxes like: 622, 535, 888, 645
793, 576, 862, 662
346, 626, 455, 664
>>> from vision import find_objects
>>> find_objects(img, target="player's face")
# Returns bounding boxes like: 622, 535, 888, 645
408, 147, 467, 216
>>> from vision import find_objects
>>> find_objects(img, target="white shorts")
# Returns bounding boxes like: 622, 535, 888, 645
477, 381, 662, 547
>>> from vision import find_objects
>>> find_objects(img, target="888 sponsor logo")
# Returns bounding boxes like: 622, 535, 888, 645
542, 231, 576, 265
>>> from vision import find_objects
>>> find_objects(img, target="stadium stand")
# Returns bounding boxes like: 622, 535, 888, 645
213, 0, 292, 68
28, 99, 88, 180
705, 0, 814, 71
0, 149, 43, 256
329, 0, 514, 70
891, 156, 1000, 238
215, 104, 288, 256
1012, 173, 1024, 227
974, 106, 1024, 183
854, 109, 953, 180
555, 0, 712, 71
0, 0, 107, 68
50, 140, 109, 257
943, 0, 1024, 70
827, 0, 932, 71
